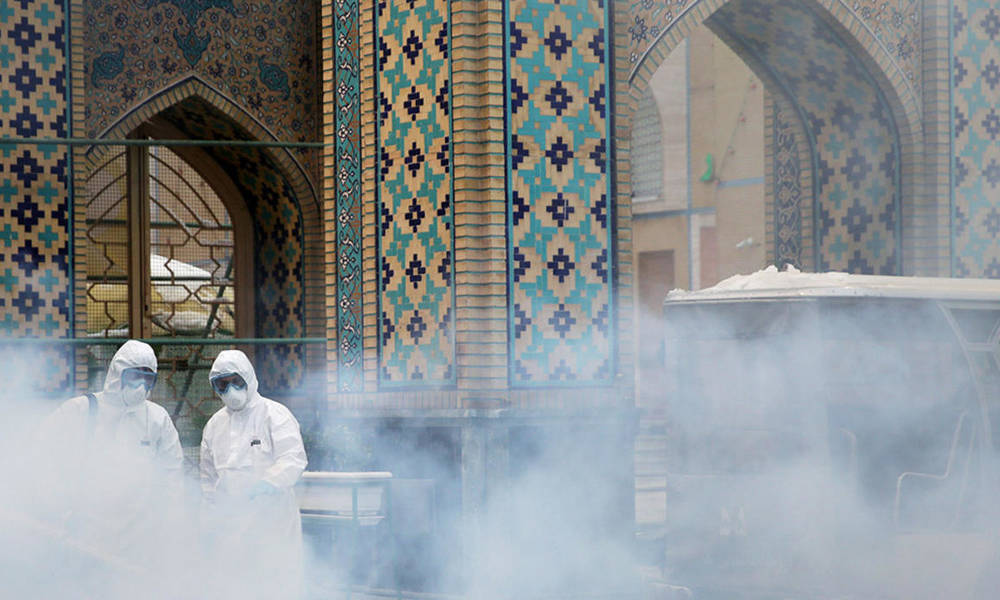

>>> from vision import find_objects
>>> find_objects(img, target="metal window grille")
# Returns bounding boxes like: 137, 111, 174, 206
83, 145, 238, 467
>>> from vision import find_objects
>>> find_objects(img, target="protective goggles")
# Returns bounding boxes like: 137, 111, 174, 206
210, 373, 247, 395
121, 367, 157, 391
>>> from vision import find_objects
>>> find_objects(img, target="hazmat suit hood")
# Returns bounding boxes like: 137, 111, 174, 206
209, 350, 260, 412
103, 340, 158, 396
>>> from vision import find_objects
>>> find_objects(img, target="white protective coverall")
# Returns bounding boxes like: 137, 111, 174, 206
200, 350, 308, 597
36, 340, 184, 564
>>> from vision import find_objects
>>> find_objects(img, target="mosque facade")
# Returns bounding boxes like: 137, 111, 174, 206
0, 0, 976, 395
0, 0, 993, 577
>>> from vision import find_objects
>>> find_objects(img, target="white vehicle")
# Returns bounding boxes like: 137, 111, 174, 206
659, 266, 1000, 599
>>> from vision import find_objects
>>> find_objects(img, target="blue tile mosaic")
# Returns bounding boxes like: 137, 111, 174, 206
506, 0, 614, 386
952, 0, 1000, 278
376, 0, 455, 387
0, 0, 73, 393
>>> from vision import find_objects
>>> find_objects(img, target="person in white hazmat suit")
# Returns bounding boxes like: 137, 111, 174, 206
34, 340, 184, 574
200, 349, 308, 597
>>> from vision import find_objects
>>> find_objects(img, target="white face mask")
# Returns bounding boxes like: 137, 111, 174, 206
121, 383, 148, 409
220, 387, 250, 411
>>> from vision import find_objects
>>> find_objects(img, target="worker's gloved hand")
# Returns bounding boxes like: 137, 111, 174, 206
248, 480, 278, 499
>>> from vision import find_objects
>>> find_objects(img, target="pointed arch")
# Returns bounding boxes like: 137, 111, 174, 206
626, 0, 920, 150
75, 75, 325, 393
84, 75, 318, 215
616, 0, 922, 275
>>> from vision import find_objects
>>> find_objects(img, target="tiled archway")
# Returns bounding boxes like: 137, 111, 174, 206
617, 0, 922, 276
76, 77, 324, 392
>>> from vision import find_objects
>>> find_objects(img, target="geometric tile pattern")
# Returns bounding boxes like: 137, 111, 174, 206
0, 0, 74, 393
625, 0, 921, 93
952, 0, 1000, 278
772, 99, 804, 270
376, 0, 455, 386
156, 97, 306, 392
334, 0, 363, 392
506, 0, 614, 385
710, 0, 901, 274
83, 0, 318, 182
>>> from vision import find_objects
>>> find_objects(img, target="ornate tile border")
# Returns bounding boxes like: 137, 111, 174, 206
328, 0, 364, 392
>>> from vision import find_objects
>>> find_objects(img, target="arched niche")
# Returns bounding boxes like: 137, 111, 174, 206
78, 77, 324, 394
618, 0, 922, 276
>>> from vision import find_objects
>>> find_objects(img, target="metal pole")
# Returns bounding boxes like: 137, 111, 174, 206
0, 336, 328, 345
0, 137, 327, 148
389, 479, 402, 600
350, 485, 359, 600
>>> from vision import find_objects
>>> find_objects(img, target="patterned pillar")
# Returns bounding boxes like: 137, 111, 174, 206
376, 0, 455, 386
0, 0, 74, 394
324, 0, 619, 403
505, 0, 615, 386
952, 0, 1000, 277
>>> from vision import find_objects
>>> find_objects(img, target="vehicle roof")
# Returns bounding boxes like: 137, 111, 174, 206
665, 266, 1000, 304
